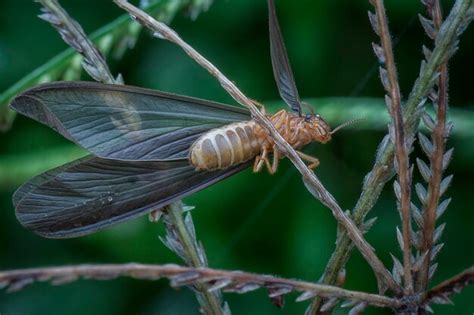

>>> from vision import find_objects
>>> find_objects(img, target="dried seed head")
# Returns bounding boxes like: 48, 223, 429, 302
320, 297, 339, 312
416, 158, 431, 183
368, 11, 380, 35
415, 183, 428, 205
349, 302, 367, 315
419, 14, 436, 39
442, 148, 454, 170
413, 251, 429, 272
372, 42, 385, 64
207, 278, 232, 292
393, 180, 402, 201
440, 174, 453, 196
419, 132, 434, 156
295, 290, 317, 302
436, 198, 451, 219
429, 263, 438, 279
411, 202, 424, 229
422, 45, 433, 60
231, 283, 260, 294
433, 223, 446, 243
421, 112, 436, 131
390, 253, 404, 285
361, 217, 378, 233
379, 67, 391, 92
396, 227, 404, 252
430, 243, 444, 260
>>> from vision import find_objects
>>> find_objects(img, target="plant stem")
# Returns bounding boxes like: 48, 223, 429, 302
416, 0, 449, 293
0, 263, 403, 309
372, 0, 414, 293
114, 0, 401, 295
163, 202, 227, 315
423, 266, 474, 304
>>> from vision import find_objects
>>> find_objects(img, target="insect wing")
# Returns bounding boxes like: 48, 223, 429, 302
268, 0, 302, 115
10, 81, 250, 161
14, 156, 250, 238
12, 158, 85, 208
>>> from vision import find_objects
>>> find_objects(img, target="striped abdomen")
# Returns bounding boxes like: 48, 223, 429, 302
189, 121, 262, 171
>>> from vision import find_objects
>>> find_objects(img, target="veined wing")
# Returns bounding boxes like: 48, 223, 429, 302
10, 81, 250, 161
14, 156, 250, 238
267, 0, 302, 115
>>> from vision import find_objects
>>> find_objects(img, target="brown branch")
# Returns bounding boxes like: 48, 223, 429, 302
417, 0, 449, 292
0, 263, 402, 309
113, 0, 402, 295
372, 0, 413, 293
423, 266, 474, 304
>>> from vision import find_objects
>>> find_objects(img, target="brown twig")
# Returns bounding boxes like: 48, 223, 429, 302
416, 0, 450, 293
113, 0, 401, 295
423, 266, 474, 304
371, 0, 414, 293
0, 263, 402, 309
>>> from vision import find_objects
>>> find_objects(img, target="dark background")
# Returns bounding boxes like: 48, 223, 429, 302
0, 0, 473, 314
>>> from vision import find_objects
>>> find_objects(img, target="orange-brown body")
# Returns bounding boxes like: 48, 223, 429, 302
189, 110, 331, 174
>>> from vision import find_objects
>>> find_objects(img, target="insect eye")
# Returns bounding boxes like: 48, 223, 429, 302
305, 114, 312, 122
315, 114, 321, 118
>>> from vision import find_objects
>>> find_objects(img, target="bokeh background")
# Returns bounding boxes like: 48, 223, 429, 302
0, 0, 473, 314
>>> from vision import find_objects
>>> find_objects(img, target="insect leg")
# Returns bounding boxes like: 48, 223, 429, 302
253, 147, 270, 173
296, 151, 320, 169
269, 147, 280, 174
273, 110, 290, 135
269, 110, 286, 128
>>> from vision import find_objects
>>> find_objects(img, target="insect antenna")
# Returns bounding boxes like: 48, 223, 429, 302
330, 118, 366, 135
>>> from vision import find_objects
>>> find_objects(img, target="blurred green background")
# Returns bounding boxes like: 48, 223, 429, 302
0, 0, 473, 314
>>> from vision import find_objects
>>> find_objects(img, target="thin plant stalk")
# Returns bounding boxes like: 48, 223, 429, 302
0, 263, 403, 309
371, 0, 414, 293
162, 202, 228, 314
422, 266, 474, 304
416, 0, 450, 293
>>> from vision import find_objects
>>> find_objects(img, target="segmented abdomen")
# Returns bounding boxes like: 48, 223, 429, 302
189, 121, 262, 171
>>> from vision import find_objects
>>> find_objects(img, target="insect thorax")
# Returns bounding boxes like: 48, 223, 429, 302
254, 110, 331, 149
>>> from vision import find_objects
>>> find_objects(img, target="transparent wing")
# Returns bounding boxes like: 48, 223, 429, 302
268, 0, 302, 114
14, 156, 250, 238
10, 81, 250, 161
